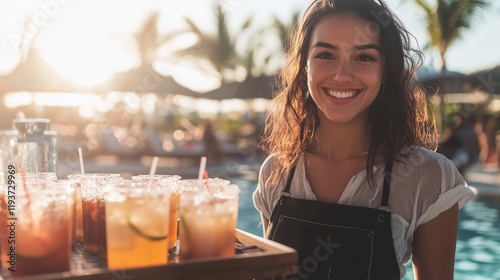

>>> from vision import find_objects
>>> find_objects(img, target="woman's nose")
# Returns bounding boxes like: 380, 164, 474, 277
331, 59, 354, 83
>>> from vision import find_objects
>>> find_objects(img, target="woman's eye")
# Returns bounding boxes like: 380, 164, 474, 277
315, 52, 334, 59
356, 54, 376, 62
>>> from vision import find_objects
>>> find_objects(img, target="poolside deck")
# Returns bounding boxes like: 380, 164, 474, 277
464, 163, 500, 197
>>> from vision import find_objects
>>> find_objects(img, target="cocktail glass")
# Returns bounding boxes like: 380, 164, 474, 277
80, 174, 122, 253
14, 179, 74, 277
0, 187, 8, 271
132, 175, 181, 251
178, 179, 239, 260
0, 173, 56, 269
105, 180, 171, 269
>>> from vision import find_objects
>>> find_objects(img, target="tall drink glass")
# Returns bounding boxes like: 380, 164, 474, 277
80, 174, 122, 253
68, 174, 84, 242
178, 179, 239, 260
132, 174, 181, 251
105, 180, 171, 269
14, 179, 74, 277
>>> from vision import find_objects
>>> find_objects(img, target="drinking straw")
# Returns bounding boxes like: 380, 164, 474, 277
19, 163, 32, 207
198, 156, 207, 182
78, 148, 85, 175
35, 163, 39, 182
204, 171, 209, 190
148, 156, 159, 188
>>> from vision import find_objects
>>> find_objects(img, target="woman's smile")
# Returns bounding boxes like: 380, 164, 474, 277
323, 87, 362, 103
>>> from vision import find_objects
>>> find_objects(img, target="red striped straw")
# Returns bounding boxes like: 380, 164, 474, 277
204, 171, 209, 190
19, 163, 32, 207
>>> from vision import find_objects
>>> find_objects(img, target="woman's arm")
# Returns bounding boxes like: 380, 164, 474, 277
412, 202, 459, 280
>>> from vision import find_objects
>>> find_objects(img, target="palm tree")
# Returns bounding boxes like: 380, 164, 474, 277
175, 2, 253, 83
134, 11, 179, 68
413, 0, 487, 72
413, 0, 487, 132
272, 10, 301, 54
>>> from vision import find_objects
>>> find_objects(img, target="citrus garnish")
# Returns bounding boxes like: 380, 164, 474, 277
128, 213, 168, 241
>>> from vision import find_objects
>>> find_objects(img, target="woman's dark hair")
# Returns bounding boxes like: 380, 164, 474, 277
261, 0, 437, 186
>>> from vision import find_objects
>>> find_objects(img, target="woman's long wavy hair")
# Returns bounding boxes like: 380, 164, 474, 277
261, 0, 437, 186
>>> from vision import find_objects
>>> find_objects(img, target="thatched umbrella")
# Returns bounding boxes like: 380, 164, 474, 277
0, 56, 95, 94
198, 75, 277, 100
94, 65, 200, 97
469, 65, 500, 94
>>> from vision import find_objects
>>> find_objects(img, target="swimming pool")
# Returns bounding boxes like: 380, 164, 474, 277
233, 178, 500, 280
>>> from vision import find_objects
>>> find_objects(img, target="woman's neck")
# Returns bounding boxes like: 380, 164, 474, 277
309, 112, 369, 161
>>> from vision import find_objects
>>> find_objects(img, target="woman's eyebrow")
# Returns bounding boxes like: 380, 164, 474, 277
311, 42, 337, 50
312, 41, 381, 52
354, 44, 381, 52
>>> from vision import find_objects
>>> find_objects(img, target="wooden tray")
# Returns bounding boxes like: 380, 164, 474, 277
1, 229, 298, 280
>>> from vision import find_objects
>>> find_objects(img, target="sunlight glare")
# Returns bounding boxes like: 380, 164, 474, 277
220, 99, 247, 113
48, 33, 118, 86
195, 99, 219, 115
123, 92, 141, 111
33, 92, 100, 107
79, 106, 96, 119
4, 92, 33, 108
142, 93, 158, 115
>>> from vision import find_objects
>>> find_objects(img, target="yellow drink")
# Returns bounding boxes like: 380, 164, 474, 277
106, 183, 170, 269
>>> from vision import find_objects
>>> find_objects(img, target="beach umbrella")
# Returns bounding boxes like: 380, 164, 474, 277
94, 65, 200, 97
199, 75, 277, 100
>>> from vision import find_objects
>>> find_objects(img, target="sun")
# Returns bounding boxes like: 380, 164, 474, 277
40, 21, 132, 87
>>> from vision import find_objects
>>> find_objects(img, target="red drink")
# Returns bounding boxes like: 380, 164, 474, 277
0, 195, 8, 270
15, 215, 72, 277
13, 180, 74, 277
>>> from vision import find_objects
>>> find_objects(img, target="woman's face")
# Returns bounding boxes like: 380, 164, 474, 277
306, 12, 384, 123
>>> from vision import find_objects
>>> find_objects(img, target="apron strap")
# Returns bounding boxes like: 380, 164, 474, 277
379, 160, 393, 210
282, 165, 297, 194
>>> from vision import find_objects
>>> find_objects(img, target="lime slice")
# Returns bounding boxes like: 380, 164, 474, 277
128, 214, 168, 241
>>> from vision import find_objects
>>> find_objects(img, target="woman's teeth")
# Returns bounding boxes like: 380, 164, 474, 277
327, 90, 357, 98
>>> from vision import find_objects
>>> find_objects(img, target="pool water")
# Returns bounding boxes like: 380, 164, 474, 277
234, 178, 500, 280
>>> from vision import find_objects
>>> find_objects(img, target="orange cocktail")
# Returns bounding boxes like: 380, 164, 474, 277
105, 180, 171, 269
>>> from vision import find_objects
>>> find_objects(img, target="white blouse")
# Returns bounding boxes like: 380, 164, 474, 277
253, 147, 475, 279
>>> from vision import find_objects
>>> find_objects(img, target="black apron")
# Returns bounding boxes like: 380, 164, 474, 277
266, 163, 400, 280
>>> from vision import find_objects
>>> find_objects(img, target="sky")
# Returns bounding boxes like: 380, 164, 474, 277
0, 0, 499, 93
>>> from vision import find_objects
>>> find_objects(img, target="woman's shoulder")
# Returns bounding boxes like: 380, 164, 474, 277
398, 146, 456, 170
392, 146, 464, 187
260, 153, 281, 175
